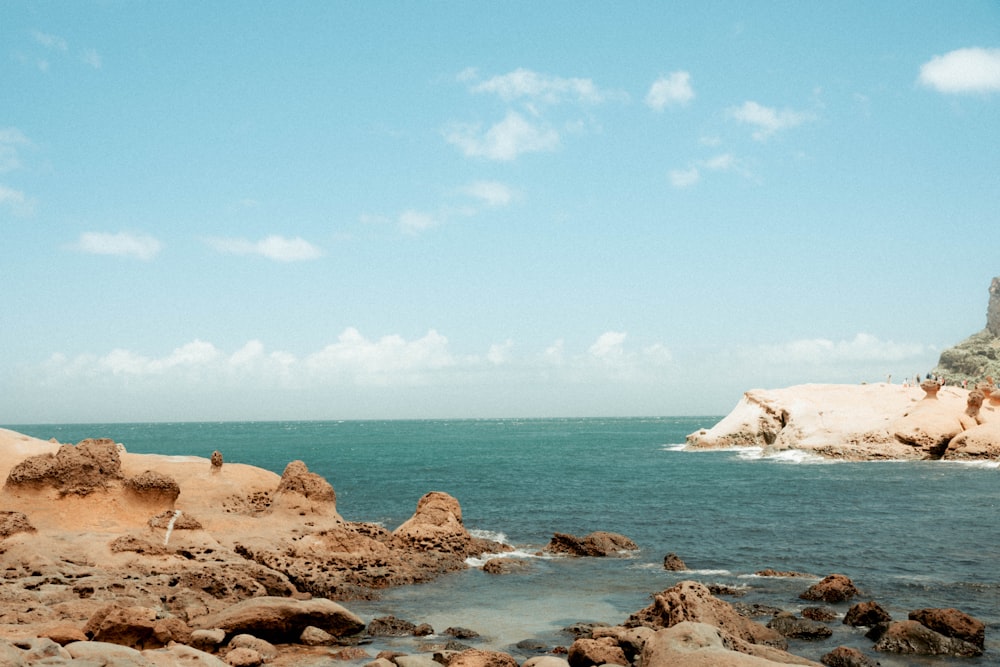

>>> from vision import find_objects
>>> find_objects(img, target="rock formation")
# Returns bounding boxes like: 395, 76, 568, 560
933, 276, 1000, 383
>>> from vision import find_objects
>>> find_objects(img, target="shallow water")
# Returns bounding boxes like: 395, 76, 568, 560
9, 418, 1000, 664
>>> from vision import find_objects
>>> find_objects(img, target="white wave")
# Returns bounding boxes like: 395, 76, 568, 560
938, 459, 1000, 470
469, 528, 509, 544
686, 568, 733, 576
762, 449, 836, 465
660, 443, 688, 451
735, 447, 766, 459
465, 548, 550, 568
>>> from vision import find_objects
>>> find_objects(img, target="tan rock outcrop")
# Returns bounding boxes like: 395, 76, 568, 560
640, 622, 822, 667
625, 581, 787, 649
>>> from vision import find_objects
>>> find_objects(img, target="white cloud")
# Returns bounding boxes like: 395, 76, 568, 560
0, 128, 31, 173
462, 180, 516, 207
919, 47, 1000, 93
81, 48, 102, 69
728, 101, 815, 140
76, 231, 162, 260
445, 111, 560, 161
37, 330, 675, 396
668, 154, 744, 188
646, 71, 694, 110
0, 184, 35, 216
398, 209, 441, 234
32, 30, 68, 52
668, 167, 701, 188
207, 235, 323, 261
470, 68, 611, 105
306, 328, 455, 385
748, 333, 928, 365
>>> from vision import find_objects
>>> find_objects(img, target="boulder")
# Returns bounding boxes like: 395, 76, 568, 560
544, 531, 637, 557
5, 438, 123, 494
943, 421, 1000, 459
522, 657, 570, 667
640, 621, 823, 667
625, 580, 787, 649
367, 615, 418, 636
799, 574, 858, 603
482, 557, 531, 574
591, 625, 654, 661
892, 391, 965, 458
393, 491, 473, 554
801, 607, 837, 622
908, 607, 985, 650
84, 604, 192, 650
663, 552, 688, 570
65, 640, 158, 665
123, 470, 181, 506
275, 460, 336, 503
227, 634, 278, 661
766, 613, 832, 640
567, 636, 628, 667
224, 647, 263, 667
819, 646, 879, 667
842, 600, 891, 627
144, 643, 230, 666
191, 596, 364, 643
448, 648, 520, 667
872, 619, 982, 656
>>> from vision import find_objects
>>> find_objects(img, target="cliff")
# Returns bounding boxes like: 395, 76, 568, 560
933, 276, 1000, 383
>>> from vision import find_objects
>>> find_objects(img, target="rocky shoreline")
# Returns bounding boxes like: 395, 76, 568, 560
0, 427, 991, 667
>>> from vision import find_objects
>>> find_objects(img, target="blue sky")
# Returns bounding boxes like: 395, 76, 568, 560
2, 2, 999, 423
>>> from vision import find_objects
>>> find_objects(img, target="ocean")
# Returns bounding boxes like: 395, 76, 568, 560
7, 417, 999, 665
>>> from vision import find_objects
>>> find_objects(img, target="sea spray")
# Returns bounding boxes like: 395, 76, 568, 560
164, 509, 181, 546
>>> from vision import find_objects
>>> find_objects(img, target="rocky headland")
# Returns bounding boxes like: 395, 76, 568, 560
687, 276, 1000, 461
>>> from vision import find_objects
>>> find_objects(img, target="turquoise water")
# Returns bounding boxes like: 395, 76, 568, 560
7, 418, 1000, 665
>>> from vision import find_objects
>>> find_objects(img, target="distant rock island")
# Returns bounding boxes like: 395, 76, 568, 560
688, 276, 1000, 461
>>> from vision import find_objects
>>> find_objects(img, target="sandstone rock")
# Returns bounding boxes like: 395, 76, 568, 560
943, 421, 1000, 459
39, 624, 89, 645
685, 384, 926, 460
908, 607, 985, 650
65, 640, 157, 665
522, 657, 570, 667
123, 470, 181, 506
299, 625, 337, 646
591, 625, 654, 661
801, 607, 837, 622
640, 621, 822, 667
192, 596, 365, 643
625, 580, 787, 649
766, 612, 832, 640
892, 396, 964, 458
144, 643, 230, 667
872, 619, 982, 656
225, 646, 263, 666
444, 627, 479, 639
84, 603, 192, 650
395, 655, 442, 667
275, 460, 336, 503
819, 646, 879, 667
544, 531, 637, 557
482, 557, 530, 574
5, 438, 123, 494
567, 636, 628, 667
0, 510, 36, 539
368, 615, 418, 636
227, 634, 279, 661
842, 600, 891, 627
799, 574, 858, 604
211, 451, 224, 469
755, 569, 815, 578
663, 552, 687, 570
448, 649, 520, 667
393, 491, 473, 554
190, 628, 227, 651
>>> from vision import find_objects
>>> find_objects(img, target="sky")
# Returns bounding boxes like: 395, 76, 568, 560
2, 2, 999, 423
